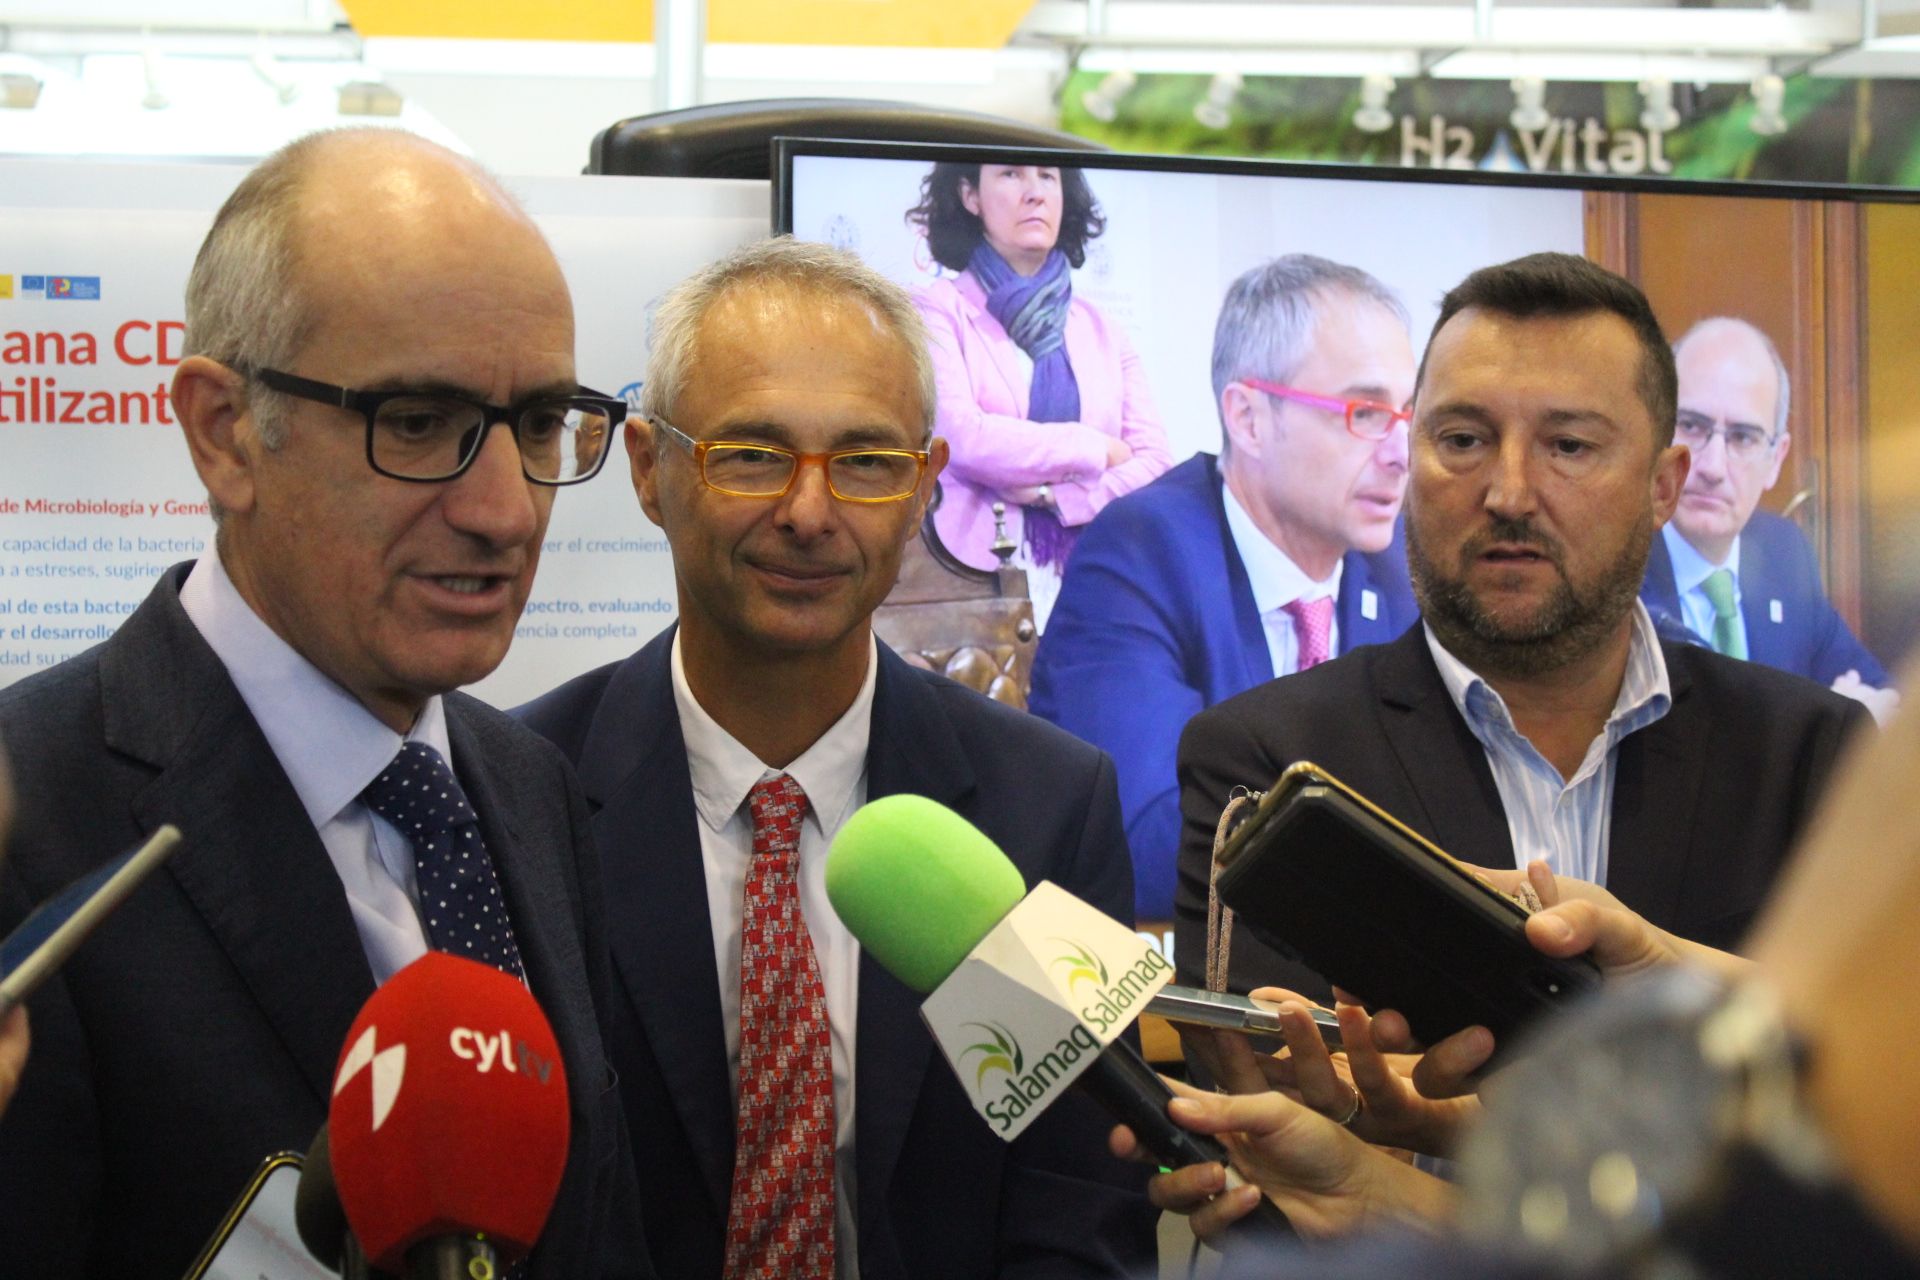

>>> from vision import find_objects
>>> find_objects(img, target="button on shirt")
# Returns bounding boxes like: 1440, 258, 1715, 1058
670, 632, 870, 1280
1663, 524, 1748, 657
1222, 480, 1343, 678
1425, 601, 1672, 885
178, 550, 446, 983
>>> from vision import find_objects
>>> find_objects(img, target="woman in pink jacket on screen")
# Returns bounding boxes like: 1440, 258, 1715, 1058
907, 162, 1172, 627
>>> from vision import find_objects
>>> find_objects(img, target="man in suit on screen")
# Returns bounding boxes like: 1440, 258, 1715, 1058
1640, 316, 1897, 721
0, 129, 640, 1278
1175, 254, 1867, 1007
517, 237, 1155, 1280
1031, 255, 1420, 923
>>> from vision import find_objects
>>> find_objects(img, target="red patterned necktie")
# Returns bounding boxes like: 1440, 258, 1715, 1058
723, 774, 836, 1280
1283, 595, 1336, 670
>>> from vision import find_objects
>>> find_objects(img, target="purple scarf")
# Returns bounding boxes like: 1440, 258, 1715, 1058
970, 242, 1082, 569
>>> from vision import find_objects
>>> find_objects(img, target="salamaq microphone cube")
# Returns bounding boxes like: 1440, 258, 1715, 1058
826, 795, 1174, 1141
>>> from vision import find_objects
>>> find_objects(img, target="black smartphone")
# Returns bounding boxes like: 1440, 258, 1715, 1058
183, 1152, 336, 1280
1213, 763, 1599, 1059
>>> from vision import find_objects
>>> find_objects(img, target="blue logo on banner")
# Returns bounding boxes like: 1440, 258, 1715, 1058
47, 276, 102, 300
619, 381, 645, 410
21, 276, 45, 292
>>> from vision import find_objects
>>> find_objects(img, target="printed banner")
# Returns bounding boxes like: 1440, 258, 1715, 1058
0, 160, 767, 705
1061, 73, 1920, 187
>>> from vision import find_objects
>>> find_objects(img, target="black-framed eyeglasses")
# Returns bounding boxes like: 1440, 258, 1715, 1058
250, 367, 623, 486
651, 417, 930, 503
1674, 410, 1778, 461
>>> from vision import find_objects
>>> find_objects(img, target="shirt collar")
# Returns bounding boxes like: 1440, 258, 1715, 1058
177, 547, 451, 830
1220, 478, 1343, 615
670, 630, 876, 839
1663, 522, 1741, 594
1425, 600, 1672, 750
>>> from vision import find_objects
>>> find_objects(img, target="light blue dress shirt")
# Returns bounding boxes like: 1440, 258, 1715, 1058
1424, 602, 1672, 886
1663, 524, 1747, 656
178, 549, 449, 982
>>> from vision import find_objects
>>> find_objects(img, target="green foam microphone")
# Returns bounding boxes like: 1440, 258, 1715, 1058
826, 794, 1294, 1243
824, 794, 1026, 994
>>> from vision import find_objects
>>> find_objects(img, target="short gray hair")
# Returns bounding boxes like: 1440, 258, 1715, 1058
1672, 315, 1791, 440
641, 236, 936, 435
183, 132, 332, 450
1211, 254, 1409, 434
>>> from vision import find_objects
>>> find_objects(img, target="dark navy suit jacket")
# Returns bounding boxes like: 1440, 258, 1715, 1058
1641, 511, 1890, 688
1030, 453, 1418, 922
516, 628, 1156, 1280
0, 566, 641, 1280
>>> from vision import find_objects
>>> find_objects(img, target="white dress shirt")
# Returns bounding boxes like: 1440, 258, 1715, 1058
1425, 602, 1672, 885
177, 549, 446, 983
1663, 523, 1749, 655
1221, 479, 1344, 676
670, 631, 871, 1278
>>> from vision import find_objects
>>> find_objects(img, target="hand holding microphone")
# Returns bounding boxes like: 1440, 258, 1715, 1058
825, 795, 1294, 1244
295, 951, 571, 1278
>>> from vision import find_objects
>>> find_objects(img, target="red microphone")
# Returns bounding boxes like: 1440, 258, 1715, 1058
327, 951, 571, 1276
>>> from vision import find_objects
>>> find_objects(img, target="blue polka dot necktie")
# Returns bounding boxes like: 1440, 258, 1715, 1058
361, 741, 526, 982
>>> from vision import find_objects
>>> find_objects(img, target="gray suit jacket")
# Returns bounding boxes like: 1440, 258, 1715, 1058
0, 565, 644, 1280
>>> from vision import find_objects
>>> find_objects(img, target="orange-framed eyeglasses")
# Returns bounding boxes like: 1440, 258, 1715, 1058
653, 417, 930, 503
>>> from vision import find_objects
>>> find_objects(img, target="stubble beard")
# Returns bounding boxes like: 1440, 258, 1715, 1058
1407, 509, 1654, 681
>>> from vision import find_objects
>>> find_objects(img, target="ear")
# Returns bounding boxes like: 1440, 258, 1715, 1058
1219, 383, 1266, 462
171, 356, 260, 517
1650, 441, 1689, 526
1763, 431, 1791, 491
906, 436, 950, 537
626, 417, 667, 528
959, 179, 982, 220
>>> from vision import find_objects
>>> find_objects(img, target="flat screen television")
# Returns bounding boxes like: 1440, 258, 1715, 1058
775, 136, 1920, 929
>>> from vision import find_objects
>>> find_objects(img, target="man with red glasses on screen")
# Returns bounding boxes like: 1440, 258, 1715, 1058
1032, 254, 1420, 924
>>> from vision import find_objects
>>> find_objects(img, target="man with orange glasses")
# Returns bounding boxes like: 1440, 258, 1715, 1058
517, 238, 1153, 1280
1033, 254, 1420, 923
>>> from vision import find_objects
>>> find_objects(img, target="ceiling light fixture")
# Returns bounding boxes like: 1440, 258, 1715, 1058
1639, 76, 1681, 132
1353, 73, 1396, 132
1193, 69, 1242, 129
1509, 76, 1551, 131
1750, 73, 1787, 135
1079, 68, 1137, 123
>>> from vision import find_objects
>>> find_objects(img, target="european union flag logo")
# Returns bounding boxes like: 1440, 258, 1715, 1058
47, 276, 101, 300
21, 276, 45, 292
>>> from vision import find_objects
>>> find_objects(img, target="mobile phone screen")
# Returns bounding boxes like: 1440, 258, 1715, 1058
188, 1156, 336, 1280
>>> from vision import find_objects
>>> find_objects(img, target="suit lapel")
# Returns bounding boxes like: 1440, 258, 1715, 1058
1604, 646, 1707, 925
1641, 535, 1683, 618
446, 702, 596, 1137
574, 630, 737, 1217
855, 647, 976, 1249
1199, 457, 1276, 688
105, 578, 374, 1103
1371, 629, 1517, 866
1738, 555, 1791, 671
956, 276, 1031, 415
1336, 551, 1392, 651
